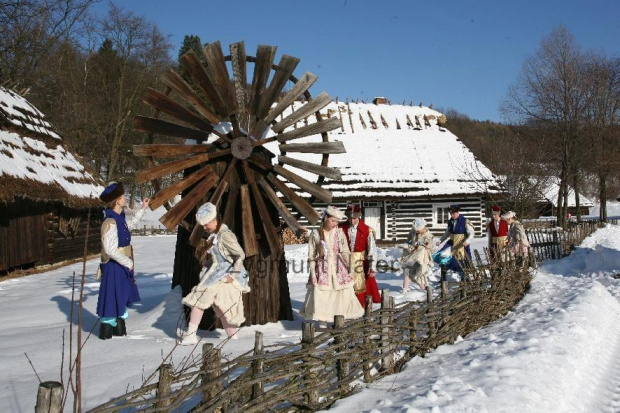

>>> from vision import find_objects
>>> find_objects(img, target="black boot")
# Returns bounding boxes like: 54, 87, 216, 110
440, 265, 448, 282
99, 323, 113, 340
113, 318, 127, 336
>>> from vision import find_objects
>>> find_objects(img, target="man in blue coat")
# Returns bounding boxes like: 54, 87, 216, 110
434, 204, 474, 281
96, 182, 149, 339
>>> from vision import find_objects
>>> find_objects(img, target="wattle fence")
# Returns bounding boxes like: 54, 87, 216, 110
64, 221, 609, 413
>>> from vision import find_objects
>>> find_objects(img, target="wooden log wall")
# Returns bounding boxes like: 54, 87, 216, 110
88, 252, 538, 413
48, 206, 102, 263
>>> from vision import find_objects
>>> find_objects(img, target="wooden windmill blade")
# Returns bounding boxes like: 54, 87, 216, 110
133, 41, 344, 258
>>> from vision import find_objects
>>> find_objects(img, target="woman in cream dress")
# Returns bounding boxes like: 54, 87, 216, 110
300, 206, 364, 325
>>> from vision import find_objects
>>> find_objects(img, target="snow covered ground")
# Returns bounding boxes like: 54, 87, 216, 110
0, 226, 618, 412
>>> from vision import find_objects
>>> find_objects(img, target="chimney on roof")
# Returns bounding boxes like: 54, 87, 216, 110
372, 97, 387, 105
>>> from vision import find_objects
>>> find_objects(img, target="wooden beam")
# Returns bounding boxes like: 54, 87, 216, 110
264, 72, 317, 125
257, 178, 304, 232
275, 117, 341, 143
149, 166, 216, 210
179, 51, 228, 118
249, 45, 277, 117
229, 42, 248, 126
209, 158, 237, 206
133, 116, 211, 141
240, 185, 259, 257
136, 153, 210, 183
142, 88, 214, 131
202, 41, 237, 115
278, 155, 342, 180
133, 144, 211, 157
273, 165, 332, 203
161, 68, 220, 124
266, 173, 321, 225
279, 141, 345, 154
270, 92, 332, 133
159, 173, 219, 230
256, 55, 300, 119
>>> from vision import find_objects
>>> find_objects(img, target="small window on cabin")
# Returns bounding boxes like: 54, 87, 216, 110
433, 203, 451, 228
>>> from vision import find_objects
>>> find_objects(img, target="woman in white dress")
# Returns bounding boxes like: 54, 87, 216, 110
401, 218, 434, 292
502, 210, 531, 266
300, 205, 364, 326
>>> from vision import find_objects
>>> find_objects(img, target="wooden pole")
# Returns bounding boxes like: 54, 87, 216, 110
35, 381, 62, 413
426, 285, 435, 338
334, 315, 349, 396
301, 322, 318, 406
156, 364, 173, 409
380, 288, 394, 373
251, 331, 264, 399
363, 295, 372, 382
201, 343, 222, 403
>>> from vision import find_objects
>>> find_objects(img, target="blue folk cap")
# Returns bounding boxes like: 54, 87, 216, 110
449, 204, 461, 212
100, 181, 124, 203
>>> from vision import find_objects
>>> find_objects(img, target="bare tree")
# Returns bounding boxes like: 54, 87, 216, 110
502, 26, 590, 227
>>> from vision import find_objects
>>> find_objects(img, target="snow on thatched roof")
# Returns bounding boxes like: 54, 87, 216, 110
264, 100, 501, 200
0, 87, 103, 207
539, 177, 594, 208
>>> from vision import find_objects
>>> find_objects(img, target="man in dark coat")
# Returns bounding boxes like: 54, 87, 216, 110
434, 204, 474, 281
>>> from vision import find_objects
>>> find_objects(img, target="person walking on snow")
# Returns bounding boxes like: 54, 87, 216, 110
179, 202, 250, 345
401, 218, 434, 292
502, 211, 531, 267
487, 205, 509, 261
96, 181, 150, 340
339, 204, 381, 308
300, 205, 364, 327
434, 204, 474, 281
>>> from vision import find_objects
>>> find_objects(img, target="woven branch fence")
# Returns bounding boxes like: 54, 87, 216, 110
81, 221, 611, 413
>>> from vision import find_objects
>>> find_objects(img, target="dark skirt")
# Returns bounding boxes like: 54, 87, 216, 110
96, 261, 141, 318
437, 241, 472, 272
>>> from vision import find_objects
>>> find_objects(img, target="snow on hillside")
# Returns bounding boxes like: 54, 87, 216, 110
0, 227, 618, 411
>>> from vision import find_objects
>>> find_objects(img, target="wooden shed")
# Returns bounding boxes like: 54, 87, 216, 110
0, 86, 104, 273
267, 99, 503, 242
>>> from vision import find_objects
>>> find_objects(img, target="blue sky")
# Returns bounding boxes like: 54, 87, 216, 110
94, 0, 619, 122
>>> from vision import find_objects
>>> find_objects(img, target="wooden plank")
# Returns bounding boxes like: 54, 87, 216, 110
202, 41, 237, 115
230, 42, 248, 126
266, 173, 320, 225
240, 185, 259, 257
272, 164, 332, 203
249, 45, 277, 117
278, 155, 342, 180
133, 144, 211, 157
179, 51, 228, 118
161, 68, 220, 124
275, 117, 341, 143
209, 158, 237, 206
160, 174, 219, 230
257, 178, 304, 232
279, 141, 345, 154
256, 55, 300, 119
270, 92, 332, 133
264, 72, 317, 125
222, 179, 239, 229
136, 153, 210, 183
142, 88, 214, 131
149, 166, 216, 210
133, 116, 211, 141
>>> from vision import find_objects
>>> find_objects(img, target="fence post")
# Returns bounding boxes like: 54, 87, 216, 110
426, 285, 436, 339
380, 288, 394, 373
301, 322, 318, 406
156, 364, 173, 409
35, 381, 62, 413
251, 331, 264, 399
408, 308, 419, 357
363, 295, 372, 382
334, 315, 349, 396
201, 343, 222, 403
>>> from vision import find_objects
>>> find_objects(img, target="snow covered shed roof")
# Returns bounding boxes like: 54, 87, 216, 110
264, 100, 502, 200
0, 86, 104, 207
540, 177, 594, 208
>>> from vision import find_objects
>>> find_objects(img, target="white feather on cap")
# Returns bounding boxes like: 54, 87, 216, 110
196, 202, 217, 225
412, 218, 426, 230
323, 205, 345, 220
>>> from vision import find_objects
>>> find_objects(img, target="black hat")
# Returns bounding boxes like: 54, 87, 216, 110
100, 181, 124, 203
448, 204, 461, 213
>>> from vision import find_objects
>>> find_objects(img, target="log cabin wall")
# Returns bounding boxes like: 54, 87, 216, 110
0, 200, 101, 273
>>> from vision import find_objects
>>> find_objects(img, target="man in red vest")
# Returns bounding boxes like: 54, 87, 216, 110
487, 205, 509, 261
340, 204, 381, 308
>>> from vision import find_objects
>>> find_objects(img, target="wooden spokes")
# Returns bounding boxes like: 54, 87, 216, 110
132, 41, 345, 257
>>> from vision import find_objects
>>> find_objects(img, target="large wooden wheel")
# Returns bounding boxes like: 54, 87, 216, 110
133, 41, 344, 259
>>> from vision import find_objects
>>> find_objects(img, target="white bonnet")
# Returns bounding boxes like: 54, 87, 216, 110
501, 211, 516, 220
412, 218, 426, 230
196, 202, 217, 225
321, 205, 345, 220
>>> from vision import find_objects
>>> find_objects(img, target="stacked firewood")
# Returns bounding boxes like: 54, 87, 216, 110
282, 227, 308, 244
